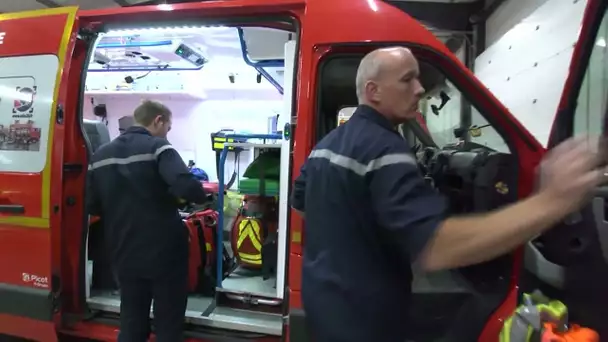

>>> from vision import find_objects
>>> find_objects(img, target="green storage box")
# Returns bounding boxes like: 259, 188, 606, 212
242, 151, 281, 180
238, 178, 280, 196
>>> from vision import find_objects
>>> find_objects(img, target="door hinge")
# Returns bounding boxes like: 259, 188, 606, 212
78, 28, 99, 42
51, 274, 62, 314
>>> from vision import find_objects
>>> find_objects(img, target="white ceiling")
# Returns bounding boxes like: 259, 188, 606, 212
0, 0, 480, 14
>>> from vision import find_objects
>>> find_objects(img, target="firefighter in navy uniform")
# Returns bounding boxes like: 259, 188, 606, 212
87, 100, 207, 342
291, 47, 606, 342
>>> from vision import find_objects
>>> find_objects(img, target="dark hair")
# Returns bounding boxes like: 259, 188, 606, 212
133, 100, 172, 126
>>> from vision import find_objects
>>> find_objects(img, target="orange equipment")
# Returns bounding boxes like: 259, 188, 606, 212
541, 323, 599, 342
230, 195, 277, 278
501, 291, 600, 342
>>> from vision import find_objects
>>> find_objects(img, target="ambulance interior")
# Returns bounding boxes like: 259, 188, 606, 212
81, 24, 295, 336
77, 21, 606, 341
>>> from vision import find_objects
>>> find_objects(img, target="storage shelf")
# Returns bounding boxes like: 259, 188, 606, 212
226, 143, 282, 149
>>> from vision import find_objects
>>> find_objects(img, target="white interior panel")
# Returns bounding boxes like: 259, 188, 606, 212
276, 40, 296, 299
241, 28, 291, 61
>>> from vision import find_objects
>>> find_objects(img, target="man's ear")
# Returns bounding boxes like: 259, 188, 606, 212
365, 81, 379, 101
153, 115, 163, 125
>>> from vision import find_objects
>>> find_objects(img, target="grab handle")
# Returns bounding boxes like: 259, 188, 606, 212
0, 205, 25, 214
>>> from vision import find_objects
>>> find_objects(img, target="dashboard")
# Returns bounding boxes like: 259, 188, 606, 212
415, 144, 517, 215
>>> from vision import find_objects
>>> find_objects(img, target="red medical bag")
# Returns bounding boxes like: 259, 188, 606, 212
184, 209, 236, 295
184, 209, 218, 294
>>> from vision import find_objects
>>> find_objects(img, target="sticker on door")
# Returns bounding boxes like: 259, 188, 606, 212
0, 54, 59, 173
0, 76, 40, 152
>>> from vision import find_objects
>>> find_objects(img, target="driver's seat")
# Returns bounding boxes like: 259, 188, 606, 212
83, 119, 111, 152
83, 119, 118, 291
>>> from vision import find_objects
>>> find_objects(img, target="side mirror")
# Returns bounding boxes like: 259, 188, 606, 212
431, 91, 451, 116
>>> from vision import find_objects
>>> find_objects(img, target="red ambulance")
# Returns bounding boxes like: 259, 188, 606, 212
0, 0, 606, 341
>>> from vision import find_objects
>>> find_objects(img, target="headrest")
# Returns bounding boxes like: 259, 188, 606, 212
83, 119, 111, 152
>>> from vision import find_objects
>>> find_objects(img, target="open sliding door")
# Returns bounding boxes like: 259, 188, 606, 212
0, 7, 78, 342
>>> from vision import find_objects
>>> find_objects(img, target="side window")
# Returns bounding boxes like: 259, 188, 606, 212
467, 108, 510, 153
420, 82, 461, 147
573, 9, 608, 142
422, 80, 510, 153
337, 106, 356, 126
0, 54, 59, 173
315, 54, 510, 154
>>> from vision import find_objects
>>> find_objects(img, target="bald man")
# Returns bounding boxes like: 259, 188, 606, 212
290, 47, 605, 341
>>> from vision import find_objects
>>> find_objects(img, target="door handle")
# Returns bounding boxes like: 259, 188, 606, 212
524, 241, 565, 289
0, 205, 25, 214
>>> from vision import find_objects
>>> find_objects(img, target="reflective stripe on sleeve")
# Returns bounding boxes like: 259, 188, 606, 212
308, 149, 416, 176
88, 145, 175, 171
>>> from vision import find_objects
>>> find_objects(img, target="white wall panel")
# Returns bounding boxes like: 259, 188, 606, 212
486, 0, 551, 45
476, 0, 588, 146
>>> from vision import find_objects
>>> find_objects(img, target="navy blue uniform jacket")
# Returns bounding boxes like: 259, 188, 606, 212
87, 126, 207, 278
292, 105, 446, 342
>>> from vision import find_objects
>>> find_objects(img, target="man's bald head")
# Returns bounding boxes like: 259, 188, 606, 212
355, 47, 412, 101
355, 47, 425, 124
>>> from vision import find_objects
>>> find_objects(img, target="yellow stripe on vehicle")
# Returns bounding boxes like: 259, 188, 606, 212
291, 231, 301, 243
0, 6, 77, 20
0, 7, 78, 229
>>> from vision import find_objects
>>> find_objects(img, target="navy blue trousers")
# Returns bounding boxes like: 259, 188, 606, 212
117, 264, 188, 342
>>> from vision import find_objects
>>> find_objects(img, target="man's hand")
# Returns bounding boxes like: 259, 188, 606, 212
537, 136, 606, 213
420, 136, 608, 271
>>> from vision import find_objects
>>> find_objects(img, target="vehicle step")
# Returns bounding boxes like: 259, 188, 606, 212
87, 293, 282, 336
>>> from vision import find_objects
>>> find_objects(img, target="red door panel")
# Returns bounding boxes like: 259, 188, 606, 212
0, 7, 78, 341
524, 0, 608, 338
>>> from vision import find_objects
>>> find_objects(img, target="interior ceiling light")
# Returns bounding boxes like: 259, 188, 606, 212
105, 26, 230, 37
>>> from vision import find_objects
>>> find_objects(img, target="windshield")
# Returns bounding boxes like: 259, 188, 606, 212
418, 81, 509, 153
419, 82, 461, 148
